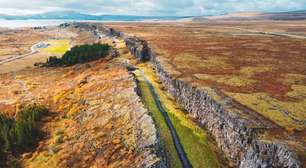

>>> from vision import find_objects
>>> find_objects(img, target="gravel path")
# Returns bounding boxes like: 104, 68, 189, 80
0, 42, 41, 65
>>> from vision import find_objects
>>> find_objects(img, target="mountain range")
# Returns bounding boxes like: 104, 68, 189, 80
1, 10, 305, 21
0, 11, 190, 21
193, 10, 306, 21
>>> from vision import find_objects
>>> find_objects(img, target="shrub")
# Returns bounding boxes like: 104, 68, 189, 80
14, 104, 47, 151
0, 114, 14, 155
46, 56, 63, 67
46, 43, 111, 67
0, 104, 47, 156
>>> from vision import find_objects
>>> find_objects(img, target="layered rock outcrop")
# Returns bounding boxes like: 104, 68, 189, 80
125, 37, 151, 62
100, 26, 302, 168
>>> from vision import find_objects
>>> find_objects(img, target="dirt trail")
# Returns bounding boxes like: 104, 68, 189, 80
0, 42, 40, 65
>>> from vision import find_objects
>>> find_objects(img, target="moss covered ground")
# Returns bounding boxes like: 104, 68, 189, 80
107, 22, 306, 132
134, 64, 222, 168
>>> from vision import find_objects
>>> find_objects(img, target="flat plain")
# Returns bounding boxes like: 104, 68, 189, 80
105, 21, 306, 131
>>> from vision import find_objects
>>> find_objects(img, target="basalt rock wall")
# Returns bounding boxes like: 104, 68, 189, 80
102, 26, 302, 168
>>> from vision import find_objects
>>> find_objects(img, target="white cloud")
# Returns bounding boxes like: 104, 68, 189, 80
0, 0, 305, 16
0, 7, 65, 15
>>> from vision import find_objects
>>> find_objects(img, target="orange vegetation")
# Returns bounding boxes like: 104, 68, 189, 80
105, 22, 306, 131
0, 58, 160, 167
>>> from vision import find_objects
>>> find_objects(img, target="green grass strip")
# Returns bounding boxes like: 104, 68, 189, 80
134, 68, 221, 168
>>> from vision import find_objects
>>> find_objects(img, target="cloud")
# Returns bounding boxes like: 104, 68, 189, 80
0, 0, 305, 16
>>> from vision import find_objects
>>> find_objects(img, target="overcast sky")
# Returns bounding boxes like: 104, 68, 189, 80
0, 0, 305, 16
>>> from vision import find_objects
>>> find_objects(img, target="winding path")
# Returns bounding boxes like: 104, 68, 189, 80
138, 70, 192, 168
0, 42, 41, 65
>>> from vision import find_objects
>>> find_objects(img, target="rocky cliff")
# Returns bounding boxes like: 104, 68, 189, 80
101, 26, 302, 168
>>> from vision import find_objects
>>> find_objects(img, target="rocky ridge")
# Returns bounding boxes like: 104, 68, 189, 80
0, 57, 165, 167
100, 26, 303, 168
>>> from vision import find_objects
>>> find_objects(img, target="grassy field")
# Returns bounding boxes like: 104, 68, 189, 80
106, 21, 306, 132
135, 70, 183, 168
0, 28, 77, 74
134, 64, 222, 168
107, 20, 306, 165
41, 39, 70, 55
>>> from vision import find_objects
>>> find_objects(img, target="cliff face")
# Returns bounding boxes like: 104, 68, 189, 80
101, 27, 302, 168
125, 37, 151, 62
151, 52, 301, 168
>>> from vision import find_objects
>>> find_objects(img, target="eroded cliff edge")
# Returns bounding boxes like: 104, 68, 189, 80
100, 26, 303, 168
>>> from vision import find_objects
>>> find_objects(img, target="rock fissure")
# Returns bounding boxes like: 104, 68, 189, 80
101, 26, 302, 168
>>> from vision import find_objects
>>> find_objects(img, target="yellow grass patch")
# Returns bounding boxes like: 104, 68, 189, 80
53, 90, 69, 103
194, 73, 256, 87
217, 76, 256, 87
226, 92, 306, 130
22, 118, 70, 168
115, 40, 127, 49
287, 85, 306, 99
0, 49, 11, 56
42, 39, 70, 55
280, 73, 306, 85
173, 53, 234, 72
240, 66, 274, 78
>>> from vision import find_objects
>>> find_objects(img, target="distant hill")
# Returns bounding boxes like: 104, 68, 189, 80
193, 10, 306, 21
0, 11, 190, 21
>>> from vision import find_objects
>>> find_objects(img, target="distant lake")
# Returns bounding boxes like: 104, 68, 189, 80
0, 18, 185, 28
0, 19, 107, 28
